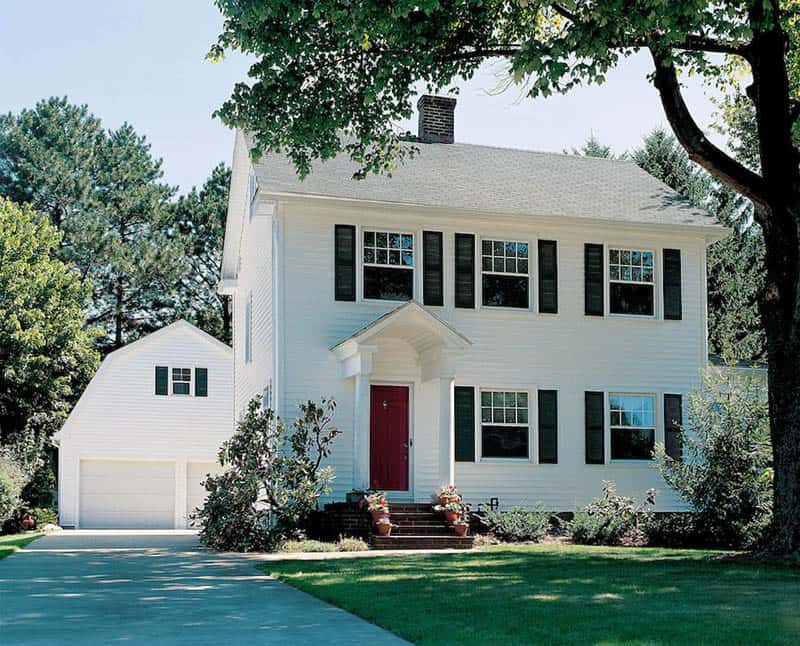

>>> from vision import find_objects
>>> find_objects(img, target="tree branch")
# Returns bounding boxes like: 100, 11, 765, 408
649, 47, 768, 206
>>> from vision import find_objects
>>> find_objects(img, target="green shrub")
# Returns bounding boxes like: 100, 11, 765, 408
278, 539, 336, 553
0, 450, 25, 527
32, 507, 57, 528
655, 369, 771, 549
22, 462, 56, 509
644, 513, 705, 548
568, 481, 655, 546
194, 396, 340, 552
481, 506, 550, 542
336, 536, 369, 552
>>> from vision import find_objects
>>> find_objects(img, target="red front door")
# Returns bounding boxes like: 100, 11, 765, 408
370, 385, 409, 491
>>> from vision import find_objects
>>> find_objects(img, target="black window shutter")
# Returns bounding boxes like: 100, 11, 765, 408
538, 240, 558, 314
454, 233, 475, 309
195, 368, 208, 397
454, 386, 475, 462
663, 249, 682, 320
334, 225, 356, 301
423, 231, 444, 306
664, 394, 683, 460
538, 390, 558, 464
155, 366, 168, 396
585, 391, 605, 464
584, 243, 604, 316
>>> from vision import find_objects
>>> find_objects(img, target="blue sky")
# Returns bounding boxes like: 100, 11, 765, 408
2, 1, 724, 193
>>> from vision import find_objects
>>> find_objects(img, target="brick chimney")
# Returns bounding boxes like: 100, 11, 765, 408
417, 95, 456, 144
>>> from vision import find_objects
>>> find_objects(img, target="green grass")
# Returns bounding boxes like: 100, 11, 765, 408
0, 532, 42, 559
265, 544, 800, 645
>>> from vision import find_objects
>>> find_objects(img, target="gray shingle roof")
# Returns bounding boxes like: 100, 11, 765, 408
252, 140, 720, 228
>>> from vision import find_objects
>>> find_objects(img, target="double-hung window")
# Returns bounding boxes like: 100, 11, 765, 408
609, 249, 654, 316
481, 240, 529, 308
481, 390, 529, 458
172, 368, 191, 395
363, 231, 414, 301
610, 394, 656, 460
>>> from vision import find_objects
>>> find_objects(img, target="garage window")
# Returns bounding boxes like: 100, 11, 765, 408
172, 368, 191, 395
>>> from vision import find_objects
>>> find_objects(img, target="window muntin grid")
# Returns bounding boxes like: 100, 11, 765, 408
609, 249, 654, 284
363, 231, 414, 268
481, 240, 529, 276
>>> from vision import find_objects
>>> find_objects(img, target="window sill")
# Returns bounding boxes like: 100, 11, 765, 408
607, 313, 657, 321
479, 457, 532, 464
607, 460, 655, 467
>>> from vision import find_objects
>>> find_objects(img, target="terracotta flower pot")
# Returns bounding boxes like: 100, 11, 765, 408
377, 523, 392, 537
371, 509, 389, 522
453, 523, 469, 537
444, 510, 460, 523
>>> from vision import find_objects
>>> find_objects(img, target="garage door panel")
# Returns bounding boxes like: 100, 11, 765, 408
80, 460, 175, 529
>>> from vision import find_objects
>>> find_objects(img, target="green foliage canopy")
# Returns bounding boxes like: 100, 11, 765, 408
0, 198, 99, 449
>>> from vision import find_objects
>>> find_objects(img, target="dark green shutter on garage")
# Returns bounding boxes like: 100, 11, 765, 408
663, 249, 683, 320
538, 240, 558, 314
454, 386, 475, 462
334, 225, 356, 301
584, 243, 604, 316
195, 368, 208, 397
538, 390, 558, 464
664, 394, 683, 460
423, 231, 444, 306
155, 366, 168, 396
585, 391, 605, 464
454, 233, 475, 309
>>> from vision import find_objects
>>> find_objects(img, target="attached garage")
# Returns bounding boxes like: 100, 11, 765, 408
55, 321, 234, 530
79, 460, 176, 529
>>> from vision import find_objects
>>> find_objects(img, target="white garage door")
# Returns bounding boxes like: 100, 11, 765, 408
186, 462, 222, 527
79, 460, 175, 529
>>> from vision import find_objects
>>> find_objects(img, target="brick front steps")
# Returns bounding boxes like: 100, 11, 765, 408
372, 503, 474, 550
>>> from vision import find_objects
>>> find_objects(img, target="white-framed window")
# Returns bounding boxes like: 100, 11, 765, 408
262, 379, 273, 411
363, 230, 414, 301
172, 368, 192, 396
609, 393, 656, 460
244, 291, 253, 364
481, 239, 530, 308
248, 172, 259, 220
609, 249, 655, 316
480, 390, 529, 458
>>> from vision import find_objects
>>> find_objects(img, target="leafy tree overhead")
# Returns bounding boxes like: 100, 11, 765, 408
212, 0, 800, 555
172, 163, 232, 345
0, 197, 99, 452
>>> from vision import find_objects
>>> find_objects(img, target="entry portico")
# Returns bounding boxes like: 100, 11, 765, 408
331, 301, 471, 500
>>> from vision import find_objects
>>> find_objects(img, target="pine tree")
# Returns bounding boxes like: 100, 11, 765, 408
172, 164, 232, 344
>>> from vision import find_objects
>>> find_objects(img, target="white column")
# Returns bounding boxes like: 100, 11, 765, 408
438, 377, 455, 486
353, 373, 371, 490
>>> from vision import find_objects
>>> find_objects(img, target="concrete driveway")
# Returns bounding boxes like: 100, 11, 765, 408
0, 531, 407, 645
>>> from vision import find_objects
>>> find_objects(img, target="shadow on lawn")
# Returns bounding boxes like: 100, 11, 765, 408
268, 545, 800, 645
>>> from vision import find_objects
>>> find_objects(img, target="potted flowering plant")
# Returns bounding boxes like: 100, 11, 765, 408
362, 492, 389, 522
452, 518, 470, 536
434, 501, 463, 524
435, 484, 462, 506
375, 516, 395, 537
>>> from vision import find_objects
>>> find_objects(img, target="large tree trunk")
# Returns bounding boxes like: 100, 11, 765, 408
758, 202, 800, 555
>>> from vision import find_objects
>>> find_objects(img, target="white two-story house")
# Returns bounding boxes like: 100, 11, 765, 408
219, 95, 726, 511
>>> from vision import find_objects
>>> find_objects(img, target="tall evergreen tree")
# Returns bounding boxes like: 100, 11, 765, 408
567, 133, 617, 158
172, 164, 232, 344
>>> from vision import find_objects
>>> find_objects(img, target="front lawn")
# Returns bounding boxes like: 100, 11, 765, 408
0, 532, 42, 560
266, 544, 800, 645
